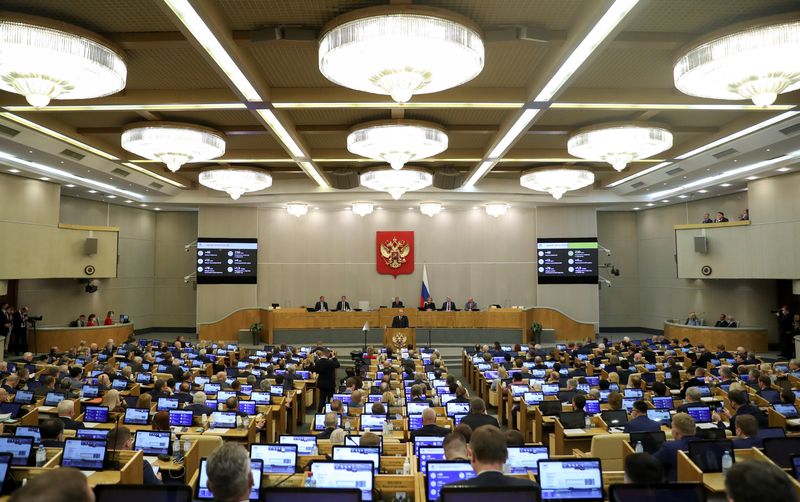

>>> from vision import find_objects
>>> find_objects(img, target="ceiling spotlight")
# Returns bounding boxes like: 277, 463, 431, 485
347, 120, 448, 170
720, 183, 732, 187
140, 204, 148, 207
745, 176, 758, 180
520, 167, 595, 200
39, 177, 49, 181
698, 189, 708, 193
661, 200, 670, 203
121, 122, 225, 172
485, 203, 510, 218
646, 203, 655, 207
88, 190, 98, 194
360, 166, 432, 199
125, 200, 132, 203
419, 201, 443, 217
351, 202, 374, 216
674, 16, 800, 106
633, 207, 641, 210
678, 195, 688, 198
65, 184, 75, 188
198, 166, 272, 200
318, 6, 484, 103
154, 207, 161, 211
777, 167, 791, 172
286, 202, 309, 218
0, 14, 127, 107
568, 123, 673, 171
7, 169, 20, 173
106, 195, 116, 199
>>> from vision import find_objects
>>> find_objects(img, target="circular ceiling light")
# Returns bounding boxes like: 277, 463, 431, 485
351, 202, 374, 216
520, 167, 595, 200
121, 122, 225, 172
319, 6, 484, 104
198, 167, 272, 200
674, 16, 800, 106
485, 203, 510, 218
286, 203, 308, 217
568, 123, 673, 171
419, 201, 443, 217
360, 166, 432, 200
347, 120, 448, 170
0, 14, 127, 107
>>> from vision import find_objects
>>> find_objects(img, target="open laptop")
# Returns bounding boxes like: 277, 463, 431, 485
652, 396, 675, 410
77, 429, 110, 440
278, 435, 318, 456
414, 435, 446, 456
763, 437, 800, 468
0, 453, 12, 496
0, 436, 34, 466
441, 487, 540, 502
43, 392, 66, 407
359, 414, 387, 431
196, 458, 261, 501
772, 403, 799, 418
15, 426, 41, 445
646, 409, 672, 426
332, 445, 380, 474
601, 410, 628, 427
123, 407, 151, 426
61, 438, 107, 471
13, 390, 34, 405
169, 409, 194, 427
686, 406, 713, 424
250, 444, 297, 474
156, 397, 180, 412
94, 484, 193, 502
83, 405, 110, 423
446, 402, 470, 417
134, 431, 172, 456
688, 440, 735, 473
311, 460, 375, 501
314, 413, 341, 431
81, 385, 100, 400
505, 446, 549, 475
426, 461, 475, 502
609, 483, 706, 502
538, 459, 603, 502
629, 431, 666, 455
210, 411, 238, 428
418, 446, 446, 473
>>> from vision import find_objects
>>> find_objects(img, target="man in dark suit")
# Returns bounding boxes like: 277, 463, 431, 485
459, 398, 499, 431
391, 309, 409, 328
445, 425, 538, 488
391, 297, 404, 308
440, 297, 457, 312
731, 415, 762, 449
410, 408, 450, 441
714, 314, 729, 327
335, 296, 351, 312
653, 412, 696, 481
675, 387, 706, 414
184, 392, 216, 416
56, 399, 84, 430
624, 401, 662, 433
313, 349, 340, 411
464, 297, 478, 311
317, 412, 339, 439
314, 296, 329, 312
713, 389, 767, 432
714, 211, 728, 223
423, 296, 436, 311
39, 418, 66, 449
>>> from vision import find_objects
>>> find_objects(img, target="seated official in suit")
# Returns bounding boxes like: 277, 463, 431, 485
625, 400, 662, 433
314, 296, 329, 312
444, 425, 538, 488
685, 312, 701, 326
391, 309, 409, 328
715, 211, 729, 223
714, 314, 729, 327
653, 412, 696, 481
731, 414, 761, 449
56, 399, 83, 430
423, 296, 436, 311
40, 418, 66, 448
410, 408, 450, 440
391, 296, 404, 308
185, 391, 216, 416
701, 213, 713, 224
440, 296, 457, 312
464, 297, 478, 311
459, 397, 499, 431
317, 412, 339, 440
726, 316, 738, 328
336, 296, 351, 312
712, 389, 768, 432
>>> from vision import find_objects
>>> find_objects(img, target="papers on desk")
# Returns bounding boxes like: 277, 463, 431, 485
204, 428, 231, 434
84, 422, 100, 428
80, 470, 96, 477
608, 427, 626, 434
786, 418, 800, 426
700, 397, 714, 402
696, 422, 720, 429
38, 406, 56, 413
563, 428, 588, 436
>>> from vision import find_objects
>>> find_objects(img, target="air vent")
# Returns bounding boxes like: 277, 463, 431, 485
779, 122, 800, 136
666, 167, 685, 176
111, 168, 130, 177
631, 181, 646, 189
60, 149, 85, 161
433, 167, 463, 190
149, 182, 163, 189
0, 124, 20, 137
712, 148, 738, 159
327, 168, 359, 190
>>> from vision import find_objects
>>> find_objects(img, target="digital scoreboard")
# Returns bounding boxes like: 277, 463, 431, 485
196, 238, 257, 284
537, 238, 598, 284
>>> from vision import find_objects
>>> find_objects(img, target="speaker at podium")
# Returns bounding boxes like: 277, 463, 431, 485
384, 328, 416, 349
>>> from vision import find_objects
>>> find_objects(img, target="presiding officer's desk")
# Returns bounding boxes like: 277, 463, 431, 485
30, 322, 135, 353
663, 320, 768, 352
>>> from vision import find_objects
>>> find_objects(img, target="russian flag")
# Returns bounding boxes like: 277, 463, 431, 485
419, 264, 431, 308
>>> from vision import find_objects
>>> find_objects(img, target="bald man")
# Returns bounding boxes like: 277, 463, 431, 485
410, 407, 450, 440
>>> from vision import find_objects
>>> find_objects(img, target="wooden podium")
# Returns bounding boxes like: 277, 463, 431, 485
383, 328, 416, 349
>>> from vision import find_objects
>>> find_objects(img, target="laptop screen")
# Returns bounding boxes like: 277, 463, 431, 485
505, 446, 549, 475
584, 400, 601, 415
217, 391, 237, 402
408, 402, 431, 415
15, 426, 41, 445
250, 444, 297, 474
624, 388, 643, 399
311, 461, 374, 502
14, 390, 33, 404
157, 397, 179, 411
314, 413, 341, 431
169, 409, 194, 427
62, 438, 106, 470
609, 483, 706, 502
203, 383, 221, 394
418, 446, 446, 473
44, 392, 66, 406
136, 373, 152, 384
197, 458, 261, 500
686, 407, 712, 423
773, 403, 799, 418
251, 391, 271, 404
446, 402, 470, 417
210, 411, 237, 428
81, 385, 100, 398
0, 437, 32, 466
0, 453, 10, 488
408, 415, 424, 431
652, 397, 674, 410
538, 459, 603, 501
646, 409, 671, 425
414, 435, 445, 456
524, 392, 544, 405
112, 379, 128, 391
426, 461, 476, 502
359, 414, 387, 431
84, 406, 109, 423
124, 408, 151, 426
688, 440, 734, 473
77, 429, 110, 440
279, 435, 317, 456
134, 431, 171, 456
239, 401, 256, 415
332, 446, 380, 473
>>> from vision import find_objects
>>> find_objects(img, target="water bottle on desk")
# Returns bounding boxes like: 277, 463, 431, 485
183, 438, 191, 456
721, 450, 732, 473
634, 441, 644, 453
345, 418, 352, 432
35, 444, 46, 467
584, 415, 592, 430
172, 438, 182, 461
304, 471, 316, 488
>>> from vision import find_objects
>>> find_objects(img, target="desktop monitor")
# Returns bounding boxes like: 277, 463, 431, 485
310, 461, 374, 502
332, 445, 381, 474
250, 444, 297, 474
688, 440, 735, 473
134, 431, 172, 456
763, 437, 800, 468
196, 458, 262, 501
83, 406, 110, 423
505, 446, 549, 475
262, 488, 361, 502
123, 407, 151, 426
279, 435, 318, 456
538, 459, 603, 502
95, 484, 193, 502
418, 446, 446, 473
425, 461, 476, 502
61, 438, 107, 470
609, 483, 706, 502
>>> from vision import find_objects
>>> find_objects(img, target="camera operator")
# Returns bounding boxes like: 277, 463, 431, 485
775, 305, 794, 358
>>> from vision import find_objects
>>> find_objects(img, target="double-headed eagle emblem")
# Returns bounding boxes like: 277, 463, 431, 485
380, 236, 410, 269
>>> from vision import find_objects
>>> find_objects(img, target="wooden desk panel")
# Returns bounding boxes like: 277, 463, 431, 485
663, 321, 768, 352
32, 324, 134, 354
